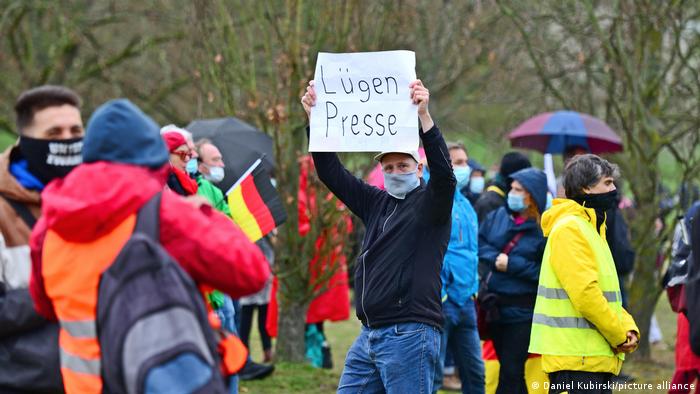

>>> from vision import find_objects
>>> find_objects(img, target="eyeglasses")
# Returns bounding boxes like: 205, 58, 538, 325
173, 150, 193, 161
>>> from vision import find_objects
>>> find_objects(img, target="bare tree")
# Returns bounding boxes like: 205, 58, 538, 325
0, 0, 190, 137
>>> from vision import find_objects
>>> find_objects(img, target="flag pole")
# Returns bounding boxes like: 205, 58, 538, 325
226, 158, 263, 196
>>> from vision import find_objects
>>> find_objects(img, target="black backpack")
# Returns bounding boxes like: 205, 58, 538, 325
96, 192, 226, 394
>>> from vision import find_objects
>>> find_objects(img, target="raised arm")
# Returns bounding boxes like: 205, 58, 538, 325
302, 81, 383, 221
410, 80, 455, 225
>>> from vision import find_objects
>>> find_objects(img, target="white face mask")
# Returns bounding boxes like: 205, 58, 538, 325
383, 171, 420, 199
204, 165, 225, 183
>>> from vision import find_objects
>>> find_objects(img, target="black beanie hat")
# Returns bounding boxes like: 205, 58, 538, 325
499, 152, 532, 178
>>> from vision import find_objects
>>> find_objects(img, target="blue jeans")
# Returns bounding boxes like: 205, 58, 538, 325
337, 322, 440, 394
433, 299, 485, 394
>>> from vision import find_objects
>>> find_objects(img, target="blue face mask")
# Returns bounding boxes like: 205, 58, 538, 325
545, 193, 553, 210
186, 158, 198, 175
507, 192, 528, 212
469, 176, 485, 194
453, 166, 471, 189
384, 171, 420, 199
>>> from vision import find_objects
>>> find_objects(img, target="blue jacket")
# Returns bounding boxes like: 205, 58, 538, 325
441, 191, 479, 306
478, 207, 545, 323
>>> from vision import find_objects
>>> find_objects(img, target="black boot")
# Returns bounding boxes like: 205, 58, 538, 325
321, 342, 333, 369
239, 360, 275, 381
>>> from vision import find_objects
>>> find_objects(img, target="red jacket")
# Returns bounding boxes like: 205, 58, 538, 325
29, 162, 270, 320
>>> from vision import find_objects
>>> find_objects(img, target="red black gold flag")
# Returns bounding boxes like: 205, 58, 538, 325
226, 159, 286, 241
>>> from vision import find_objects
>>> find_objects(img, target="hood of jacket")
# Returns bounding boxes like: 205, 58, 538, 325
541, 198, 599, 237
510, 168, 548, 214
40, 161, 168, 242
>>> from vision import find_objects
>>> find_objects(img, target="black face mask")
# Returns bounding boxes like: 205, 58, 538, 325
573, 189, 619, 212
18, 136, 83, 185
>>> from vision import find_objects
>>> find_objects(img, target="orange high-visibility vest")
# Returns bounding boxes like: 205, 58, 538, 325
42, 215, 136, 393
43, 214, 247, 393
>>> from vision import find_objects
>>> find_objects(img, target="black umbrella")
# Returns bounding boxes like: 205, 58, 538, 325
187, 117, 275, 193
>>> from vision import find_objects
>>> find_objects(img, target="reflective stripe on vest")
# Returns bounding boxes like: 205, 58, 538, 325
532, 313, 592, 329
60, 347, 101, 375
61, 320, 97, 338
537, 285, 620, 303
529, 215, 624, 359
43, 215, 137, 393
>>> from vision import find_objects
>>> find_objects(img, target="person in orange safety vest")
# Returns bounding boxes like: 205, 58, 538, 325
28, 99, 270, 393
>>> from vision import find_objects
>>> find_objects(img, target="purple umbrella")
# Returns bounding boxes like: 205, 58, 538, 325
508, 111, 623, 154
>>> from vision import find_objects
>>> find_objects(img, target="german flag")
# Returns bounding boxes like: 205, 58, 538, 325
226, 158, 286, 241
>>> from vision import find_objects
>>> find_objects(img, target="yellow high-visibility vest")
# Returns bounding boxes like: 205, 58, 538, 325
529, 215, 624, 360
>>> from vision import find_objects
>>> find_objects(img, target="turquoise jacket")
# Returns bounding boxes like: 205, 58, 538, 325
441, 189, 480, 305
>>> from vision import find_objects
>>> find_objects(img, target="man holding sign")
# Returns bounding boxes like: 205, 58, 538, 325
301, 51, 455, 393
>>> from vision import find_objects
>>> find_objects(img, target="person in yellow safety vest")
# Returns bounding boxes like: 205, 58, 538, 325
529, 154, 639, 394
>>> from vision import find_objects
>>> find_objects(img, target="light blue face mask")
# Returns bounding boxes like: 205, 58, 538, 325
507, 192, 528, 212
186, 158, 198, 175
383, 171, 420, 199
453, 166, 471, 189
469, 176, 485, 194
545, 193, 553, 210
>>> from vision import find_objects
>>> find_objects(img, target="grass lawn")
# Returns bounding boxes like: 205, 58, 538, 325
617, 297, 679, 393
240, 314, 360, 393
241, 297, 682, 393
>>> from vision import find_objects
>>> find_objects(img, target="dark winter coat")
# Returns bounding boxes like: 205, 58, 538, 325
0, 286, 62, 393
605, 206, 635, 277
478, 168, 548, 323
682, 201, 700, 353
474, 178, 508, 223
478, 207, 546, 323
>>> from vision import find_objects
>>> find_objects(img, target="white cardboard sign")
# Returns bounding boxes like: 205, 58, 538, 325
309, 51, 418, 152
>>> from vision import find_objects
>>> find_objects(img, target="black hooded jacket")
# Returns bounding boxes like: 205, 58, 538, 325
474, 176, 508, 223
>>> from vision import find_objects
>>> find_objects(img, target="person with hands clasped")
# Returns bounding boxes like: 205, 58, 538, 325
529, 154, 639, 394
478, 167, 548, 394
302, 79, 455, 394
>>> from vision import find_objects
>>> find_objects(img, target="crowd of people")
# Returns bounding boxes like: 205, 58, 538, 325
0, 86, 275, 394
0, 80, 696, 394
301, 79, 642, 394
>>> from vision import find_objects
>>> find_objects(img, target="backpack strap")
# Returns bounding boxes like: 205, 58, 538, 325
501, 232, 525, 255
0, 194, 37, 229
134, 192, 162, 240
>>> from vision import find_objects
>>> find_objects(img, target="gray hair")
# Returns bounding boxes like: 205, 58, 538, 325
160, 124, 193, 143
194, 138, 214, 159
564, 154, 620, 199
